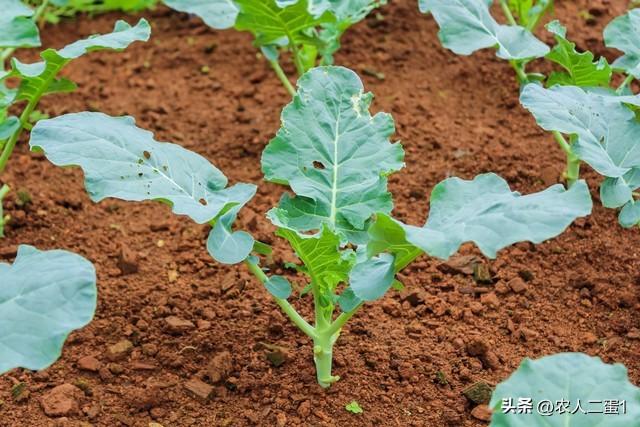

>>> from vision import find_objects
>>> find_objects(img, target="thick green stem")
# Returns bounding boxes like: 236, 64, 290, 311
313, 330, 339, 388
244, 260, 317, 339
268, 59, 296, 97
552, 131, 580, 186
617, 74, 635, 94
499, 0, 518, 26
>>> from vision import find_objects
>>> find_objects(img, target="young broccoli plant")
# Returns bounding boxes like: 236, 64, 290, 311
30, 66, 592, 388
423, 3, 640, 228
0, 18, 150, 236
0, 246, 97, 375
490, 353, 640, 426
162, 0, 385, 96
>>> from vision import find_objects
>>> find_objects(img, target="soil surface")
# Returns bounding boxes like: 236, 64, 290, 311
1, 0, 639, 426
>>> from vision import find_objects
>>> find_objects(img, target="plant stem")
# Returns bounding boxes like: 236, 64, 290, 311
552, 131, 580, 186
313, 330, 339, 388
509, 60, 528, 84
289, 43, 305, 77
499, 0, 518, 26
0, 184, 9, 238
268, 59, 296, 97
244, 260, 317, 340
617, 74, 635, 94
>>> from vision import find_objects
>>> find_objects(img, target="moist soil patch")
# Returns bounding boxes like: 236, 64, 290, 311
1, 0, 639, 426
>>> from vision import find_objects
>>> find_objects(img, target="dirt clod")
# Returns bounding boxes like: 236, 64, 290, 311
183, 377, 214, 402
106, 340, 134, 361
40, 384, 83, 417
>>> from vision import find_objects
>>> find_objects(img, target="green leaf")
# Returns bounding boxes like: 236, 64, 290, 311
604, 9, 640, 79
265, 275, 293, 299
162, 0, 239, 29
0, 0, 41, 48
620, 199, 640, 228
348, 253, 395, 301
545, 20, 611, 87
337, 287, 360, 312
234, 0, 335, 47
508, 0, 552, 28
422, 0, 549, 60
520, 84, 640, 178
9, 19, 150, 104
262, 66, 404, 243
30, 112, 257, 225
0, 116, 20, 140
276, 226, 354, 294
369, 173, 592, 260
206, 204, 255, 264
0, 245, 97, 374
490, 353, 640, 426
345, 400, 364, 414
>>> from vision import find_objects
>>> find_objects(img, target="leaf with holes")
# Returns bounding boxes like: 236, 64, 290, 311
0, 245, 96, 374
421, 0, 549, 60
30, 112, 257, 262
262, 66, 404, 243
490, 353, 640, 426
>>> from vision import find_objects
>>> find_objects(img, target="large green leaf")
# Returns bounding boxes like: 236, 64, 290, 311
604, 9, 640, 79
162, 0, 239, 29
262, 66, 404, 243
0, 0, 41, 48
369, 173, 592, 260
545, 21, 611, 87
30, 112, 256, 221
234, 0, 334, 47
520, 84, 640, 179
421, 0, 549, 60
9, 19, 150, 104
601, 169, 640, 228
0, 246, 97, 374
490, 353, 640, 426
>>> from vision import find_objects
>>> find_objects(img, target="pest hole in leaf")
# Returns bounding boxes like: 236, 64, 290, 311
199, 198, 208, 206
143, 150, 151, 159
138, 173, 143, 177
313, 161, 325, 170
137, 159, 143, 165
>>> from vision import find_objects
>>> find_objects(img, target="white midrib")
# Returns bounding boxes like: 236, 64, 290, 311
329, 113, 341, 226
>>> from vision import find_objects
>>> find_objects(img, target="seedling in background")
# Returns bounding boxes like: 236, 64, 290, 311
162, 0, 386, 96
0, 15, 150, 236
422, 2, 640, 228
24, 0, 158, 25
490, 353, 640, 426
30, 66, 592, 388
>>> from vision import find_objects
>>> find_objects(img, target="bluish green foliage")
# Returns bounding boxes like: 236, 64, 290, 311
30, 112, 257, 263
421, 0, 549, 60
604, 9, 640, 79
0, 246, 97, 374
31, 66, 593, 389
520, 84, 640, 227
0, 0, 41, 48
491, 353, 640, 426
